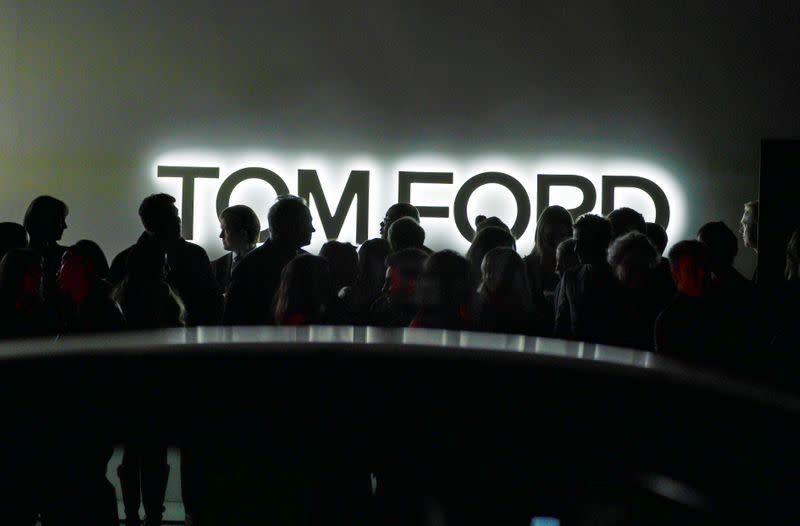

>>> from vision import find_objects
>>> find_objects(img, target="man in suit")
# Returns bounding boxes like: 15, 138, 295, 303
212, 205, 261, 294
109, 193, 222, 326
223, 195, 315, 325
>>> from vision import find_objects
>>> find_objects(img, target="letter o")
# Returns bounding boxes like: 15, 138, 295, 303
453, 172, 531, 240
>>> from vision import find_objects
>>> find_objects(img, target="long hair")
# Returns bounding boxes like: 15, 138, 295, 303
274, 254, 334, 325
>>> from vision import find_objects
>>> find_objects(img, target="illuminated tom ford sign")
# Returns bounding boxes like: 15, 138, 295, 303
152, 152, 684, 254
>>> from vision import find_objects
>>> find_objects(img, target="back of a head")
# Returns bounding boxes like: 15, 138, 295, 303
418, 250, 472, 308
220, 204, 262, 245
573, 214, 612, 265
467, 226, 516, 280
23, 195, 68, 243
0, 222, 29, 262
786, 227, 800, 281
68, 240, 110, 281
319, 241, 358, 292
533, 205, 574, 255
139, 193, 181, 239
645, 222, 669, 256
607, 207, 646, 239
267, 195, 311, 246
668, 240, 711, 296
388, 216, 425, 252
608, 232, 659, 288
697, 221, 738, 270
274, 254, 333, 324
480, 247, 531, 309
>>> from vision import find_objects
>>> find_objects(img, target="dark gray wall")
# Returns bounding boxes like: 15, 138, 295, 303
2, 1, 799, 271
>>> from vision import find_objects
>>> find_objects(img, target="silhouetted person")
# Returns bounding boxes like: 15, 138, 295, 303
57, 240, 124, 333
0, 248, 55, 339
274, 254, 348, 325
370, 248, 428, 327
466, 226, 516, 288
112, 242, 183, 526
607, 206, 646, 239
607, 232, 673, 350
741, 200, 759, 282
319, 240, 359, 294
476, 247, 541, 335
387, 216, 426, 252
23, 196, 69, 315
224, 195, 315, 325
0, 222, 28, 262
555, 214, 620, 344
339, 238, 391, 323
212, 204, 260, 294
524, 205, 573, 301
553, 238, 578, 310
410, 250, 474, 330
110, 193, 221, 326
697, 221, 751, 296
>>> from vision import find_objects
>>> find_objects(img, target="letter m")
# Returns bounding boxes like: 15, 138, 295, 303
298, 169, 370, 243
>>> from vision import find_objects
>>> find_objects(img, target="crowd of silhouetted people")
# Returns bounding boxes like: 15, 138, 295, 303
1, 192, 798, 525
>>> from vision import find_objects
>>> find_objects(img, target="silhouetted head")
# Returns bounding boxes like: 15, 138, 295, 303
274, 254, 334, 325
57, 240, 109, 306
23, 196, 68, 245
356, 238, 391, 294
384, 248, 428, 300
268, 195, 315, 249
740, 200, 758, 250
608, 232, 659, 289
696, 221, 738, 271
668, 240, 711, 297
380, 203, 420, 239
555, 238, 579, 278
0, 222, 29, 263
219, 204, 261, 253
532, 206, 573, 258
607, 207, 646, 240
388, 216, 426, 252
0, 249, 43, 305
417, 250, 472, 310
139, 193, 181, 241
319, 241, 358, 293
645, 222, 668, 256
785, 227, 800, 281
479, 247, 532, 310
573, 214, 612, 265
126, 242, 168, 281
475, 216, 511, 238
467, 226, 516, 284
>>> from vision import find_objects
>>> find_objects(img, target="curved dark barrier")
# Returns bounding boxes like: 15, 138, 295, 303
1, 327, 798, 525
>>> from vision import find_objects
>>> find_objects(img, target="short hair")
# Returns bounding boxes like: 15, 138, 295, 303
608, 232, 658, 270
645, 222, 668, 256
697, 221, 738, 267
742, 201, 759, 225
23, 196, 68, 240
388, 216, 425, 251
607, 207, 646, 239
138, 194, 176, 231
220, 205, 261, 245
667, 240, 711, 274
267, 195, 309, 237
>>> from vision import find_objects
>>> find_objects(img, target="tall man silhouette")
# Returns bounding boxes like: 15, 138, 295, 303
212, 205, 261, 294
223, 195, 315, 325
109, 193, 222, 326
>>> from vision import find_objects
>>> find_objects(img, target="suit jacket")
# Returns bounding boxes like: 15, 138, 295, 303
223, 239, 302, 325
211, 252, 234, 294
109, 233, 222, 326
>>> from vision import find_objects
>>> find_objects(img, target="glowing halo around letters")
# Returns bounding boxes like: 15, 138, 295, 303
150, 150, 685, 258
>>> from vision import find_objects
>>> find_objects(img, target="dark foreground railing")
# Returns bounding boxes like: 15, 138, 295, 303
0, 327, 798, 525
